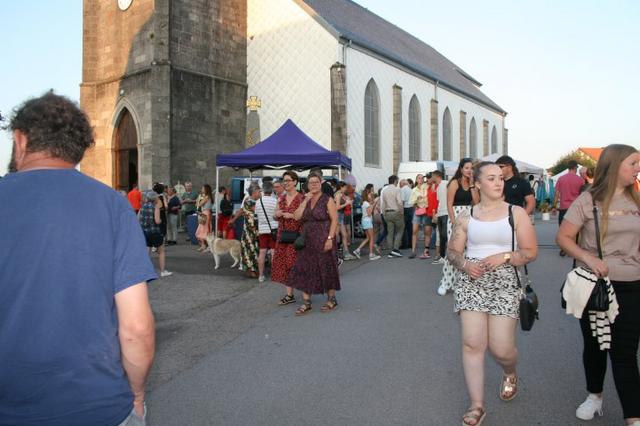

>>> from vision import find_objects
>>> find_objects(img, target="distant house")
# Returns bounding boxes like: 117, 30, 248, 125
247, 0, 508, 186
578, 147, 604, 163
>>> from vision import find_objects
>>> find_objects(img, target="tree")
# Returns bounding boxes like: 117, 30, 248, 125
549, 150, 597, 176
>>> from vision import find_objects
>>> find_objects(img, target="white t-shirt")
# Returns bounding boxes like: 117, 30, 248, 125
436, 180, 449, 217
362, 201, 371, 219
256, 196, 278, 234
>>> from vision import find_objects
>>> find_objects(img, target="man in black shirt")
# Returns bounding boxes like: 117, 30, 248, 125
495, 155, 535, 214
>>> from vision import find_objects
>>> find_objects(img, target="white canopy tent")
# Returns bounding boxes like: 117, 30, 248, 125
481, 153, 545, 176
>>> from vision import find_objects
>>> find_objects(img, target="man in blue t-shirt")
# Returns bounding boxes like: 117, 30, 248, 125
0, 93, 157, 425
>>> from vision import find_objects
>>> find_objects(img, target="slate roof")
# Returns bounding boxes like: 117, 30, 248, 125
300, 0, 506, 114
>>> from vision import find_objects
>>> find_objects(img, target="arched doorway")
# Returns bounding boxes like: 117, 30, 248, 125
114, 109, 138, 191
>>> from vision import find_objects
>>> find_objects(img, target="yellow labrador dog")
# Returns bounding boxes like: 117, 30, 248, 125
206, 234, 242, 270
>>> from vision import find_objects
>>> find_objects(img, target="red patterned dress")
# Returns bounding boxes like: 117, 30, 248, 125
271, 192, 304, 284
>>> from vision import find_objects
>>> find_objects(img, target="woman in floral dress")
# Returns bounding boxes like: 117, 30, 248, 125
272, 171, 304, 305
231, 184, 261, 278
287, 172, 341, 315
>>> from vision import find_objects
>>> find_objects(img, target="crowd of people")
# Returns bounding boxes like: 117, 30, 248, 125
1, 92, 639, 426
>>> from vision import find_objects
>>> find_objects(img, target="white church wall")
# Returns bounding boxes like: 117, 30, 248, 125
346, 46, 506, 188
247, 0, 339, 151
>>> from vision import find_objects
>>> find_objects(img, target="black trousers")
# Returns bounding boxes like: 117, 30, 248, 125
437, 215, 448, 259
402, 207, 413, 249
579, 280, 640, 419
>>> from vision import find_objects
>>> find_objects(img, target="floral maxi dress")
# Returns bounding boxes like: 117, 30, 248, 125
241, 199, 259, 274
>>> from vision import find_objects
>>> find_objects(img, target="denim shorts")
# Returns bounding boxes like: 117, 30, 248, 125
362, 217, 373, 230
117, 405, 146, 426
338, 212, 344, 225
412, 214, 432, 226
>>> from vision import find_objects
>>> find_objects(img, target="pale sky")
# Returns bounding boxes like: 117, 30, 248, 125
1, 0, 638, 175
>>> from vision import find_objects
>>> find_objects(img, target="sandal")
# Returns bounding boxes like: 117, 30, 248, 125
462, 406, 486, 426
321, 297, 338, 312
420, 250, 430, 259
278, 294, 296, 306
500, 374, 518, 401
295, 301, 312, 316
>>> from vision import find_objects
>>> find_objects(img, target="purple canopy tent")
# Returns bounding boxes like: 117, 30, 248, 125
213, 119, 352, 230
216, 119, 351, 171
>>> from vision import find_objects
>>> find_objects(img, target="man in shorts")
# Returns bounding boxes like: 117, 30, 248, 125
256, 181, 277, 282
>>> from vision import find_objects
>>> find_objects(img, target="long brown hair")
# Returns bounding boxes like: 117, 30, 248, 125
589, 144, 640, 239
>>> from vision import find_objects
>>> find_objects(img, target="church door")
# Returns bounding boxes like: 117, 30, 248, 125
115, 109, 138, 191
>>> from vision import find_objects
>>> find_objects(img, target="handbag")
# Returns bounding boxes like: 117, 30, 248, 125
279, 230, 300, 244
197, 213, 207, 225
561, 198, 610, 312
414, 207, 427, 216
508, 205, 539, 331
259, 198, 278, 241
294, 232, 306, 251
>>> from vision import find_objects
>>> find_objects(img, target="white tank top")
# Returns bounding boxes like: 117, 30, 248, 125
466, 215, 516, 258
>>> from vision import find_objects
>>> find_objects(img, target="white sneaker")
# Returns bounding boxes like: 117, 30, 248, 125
258, 275, 265, 283
369, 254, 381, 260
353, 249, 361, 259
576, 394, 603, 420
160, 270, 173, 278
432, 257, 445, 265
437, 283, 447, 296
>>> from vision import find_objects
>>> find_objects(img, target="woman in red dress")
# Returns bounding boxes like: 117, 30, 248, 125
271, 171, 304, 305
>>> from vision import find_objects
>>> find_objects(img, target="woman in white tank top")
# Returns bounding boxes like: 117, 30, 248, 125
447, 162, 538, 426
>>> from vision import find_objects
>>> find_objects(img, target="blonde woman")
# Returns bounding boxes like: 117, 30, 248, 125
557, 144, 640, 425
447, 162, 537, 426
410, 174, 431, 259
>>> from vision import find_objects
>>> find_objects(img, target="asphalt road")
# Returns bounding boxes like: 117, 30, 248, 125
145, 218, 629, 425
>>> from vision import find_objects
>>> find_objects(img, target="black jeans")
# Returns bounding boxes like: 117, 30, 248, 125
579, 280, 640, 419
437, 215, 448, 259
402, 207, 414, 249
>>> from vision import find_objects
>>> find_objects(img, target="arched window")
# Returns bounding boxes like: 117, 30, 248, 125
364, 79, 380, 166
409, 95, 421, 161
469, 118, 478, 159
442, 107, 452, 161
491, 126, 498, 154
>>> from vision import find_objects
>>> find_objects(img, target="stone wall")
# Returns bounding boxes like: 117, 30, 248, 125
81, 0, 248, 190
330, 63, 347, 155
430, 99, 439, 160
503, 128, 509, 155
459, 111, 466, 158
392, 85, 403, 173
482, 119, 489, 156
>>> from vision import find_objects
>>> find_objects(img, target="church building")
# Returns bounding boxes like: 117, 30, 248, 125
80, 0, 507, 190
248, 0, 508, 186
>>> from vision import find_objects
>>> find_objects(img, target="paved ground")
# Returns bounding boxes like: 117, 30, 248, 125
145, 218, 629, 425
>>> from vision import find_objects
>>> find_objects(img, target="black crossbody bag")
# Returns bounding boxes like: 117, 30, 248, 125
508, 205, 539, 331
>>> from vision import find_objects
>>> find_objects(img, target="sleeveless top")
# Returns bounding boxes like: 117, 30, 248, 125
466, 215, 516, 258
453, 182, 472, 206
139, 202, 161, 235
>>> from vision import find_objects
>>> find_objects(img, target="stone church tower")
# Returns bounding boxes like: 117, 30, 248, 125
81, 0, 247, 190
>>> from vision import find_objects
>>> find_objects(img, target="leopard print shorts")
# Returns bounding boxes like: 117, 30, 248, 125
454, 259, 521, 318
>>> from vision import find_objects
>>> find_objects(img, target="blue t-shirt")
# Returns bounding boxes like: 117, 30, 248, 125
0, 169, 157, 425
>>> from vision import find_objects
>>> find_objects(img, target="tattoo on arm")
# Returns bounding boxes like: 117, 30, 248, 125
446, 211, 469, 270
447, 249, 466, 270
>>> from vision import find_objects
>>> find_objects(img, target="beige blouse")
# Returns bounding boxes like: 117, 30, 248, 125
564, 191, 640, 282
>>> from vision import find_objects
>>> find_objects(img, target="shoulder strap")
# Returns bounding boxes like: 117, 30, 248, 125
508, 205, 524, 288
592, 196, 604, 259
259, 197, 274, 232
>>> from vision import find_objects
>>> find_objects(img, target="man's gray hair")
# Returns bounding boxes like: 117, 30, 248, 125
144, 191, 158, 203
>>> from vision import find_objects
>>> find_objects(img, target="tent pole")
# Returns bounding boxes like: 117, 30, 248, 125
214, 167, 219, 236
338, 166, 342, 181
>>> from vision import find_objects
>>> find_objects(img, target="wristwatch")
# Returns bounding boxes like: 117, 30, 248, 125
503, 253, 512, 264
